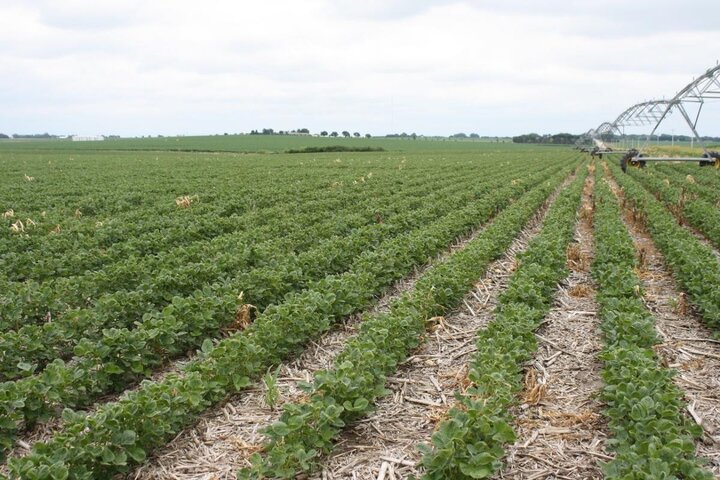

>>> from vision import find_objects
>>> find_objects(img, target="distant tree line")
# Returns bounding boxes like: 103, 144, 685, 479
319, 131, 371, 138
249, 128, 311, 135
249, 128, 372, 138
449, 133, 503, 142
3, 133, 59, 139
384, 132, 502, 142
512, 133, 579, 144
386, 132, 418, 139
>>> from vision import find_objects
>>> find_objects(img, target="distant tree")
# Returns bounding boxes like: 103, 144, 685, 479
0, 133, 9, 139
411, 133, 417, 140
320, 131, 328, 136
342, 131, 350, 138
298, 128, 310, 134
12, 132, 55, 139
450, 133, 468, 139
365, 133, 371, 138
261, 128, 274, 135
353, 132, 360, 137
330, 131, 339, 137
512, 133, 541, 144
469, 133, 480, 139
511, 132, 578, 144
548, 133, 578, 144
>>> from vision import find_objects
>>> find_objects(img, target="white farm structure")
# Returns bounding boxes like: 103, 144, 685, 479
71, 135, 105, 142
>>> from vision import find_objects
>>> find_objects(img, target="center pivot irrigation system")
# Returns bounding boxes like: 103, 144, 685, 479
577, 64, 720, 172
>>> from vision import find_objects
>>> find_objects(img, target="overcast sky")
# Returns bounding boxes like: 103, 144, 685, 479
1, 0, 719, 137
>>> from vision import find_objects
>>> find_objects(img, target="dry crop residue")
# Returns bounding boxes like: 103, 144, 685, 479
309, 174, 573, 480
496, 167, 610, 479
131, 218, 488, 479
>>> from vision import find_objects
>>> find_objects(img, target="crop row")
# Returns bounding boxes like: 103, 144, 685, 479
0, 152, 363, 240
658, 162, 720, 196
1, 190, 333, 282
0, 163, 530, 380
4, 153, 512, 283
1, 162, 574, 471
0, 152, 421, 220
0, 167, 476, 331
1, 164, 445, 283
0, 164, 337, 276
419, 164, 586, 479
608, 162, 720, 332
626, 167, 720, 250
0, 163, 548, 448
0, 152, 506, 251
592, 169, 710, 478
1, 154, 551, 284
236, 163, 579, 479
656, 163, 720, 205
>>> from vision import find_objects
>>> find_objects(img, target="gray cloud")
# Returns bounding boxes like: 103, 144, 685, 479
1, 0, 720, 137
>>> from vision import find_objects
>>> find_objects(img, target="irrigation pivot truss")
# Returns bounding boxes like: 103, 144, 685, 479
611, 100, 672, 132
576, 101, 671, 155
648, 64, 720, 150
581, 63, 720, 171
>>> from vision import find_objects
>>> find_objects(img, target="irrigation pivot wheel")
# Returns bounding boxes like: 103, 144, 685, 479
620, 149, 646, 173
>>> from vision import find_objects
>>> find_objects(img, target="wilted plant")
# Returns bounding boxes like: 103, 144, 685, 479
10, 220, 24, 233
175, 194, 198, 208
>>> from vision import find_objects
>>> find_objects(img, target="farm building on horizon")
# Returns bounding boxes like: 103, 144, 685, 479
71, 135, 105, 142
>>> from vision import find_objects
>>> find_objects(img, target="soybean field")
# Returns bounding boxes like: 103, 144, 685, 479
1, 139, 719, 479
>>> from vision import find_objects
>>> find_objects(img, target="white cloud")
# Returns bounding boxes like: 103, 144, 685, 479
0, 0, 719, 136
